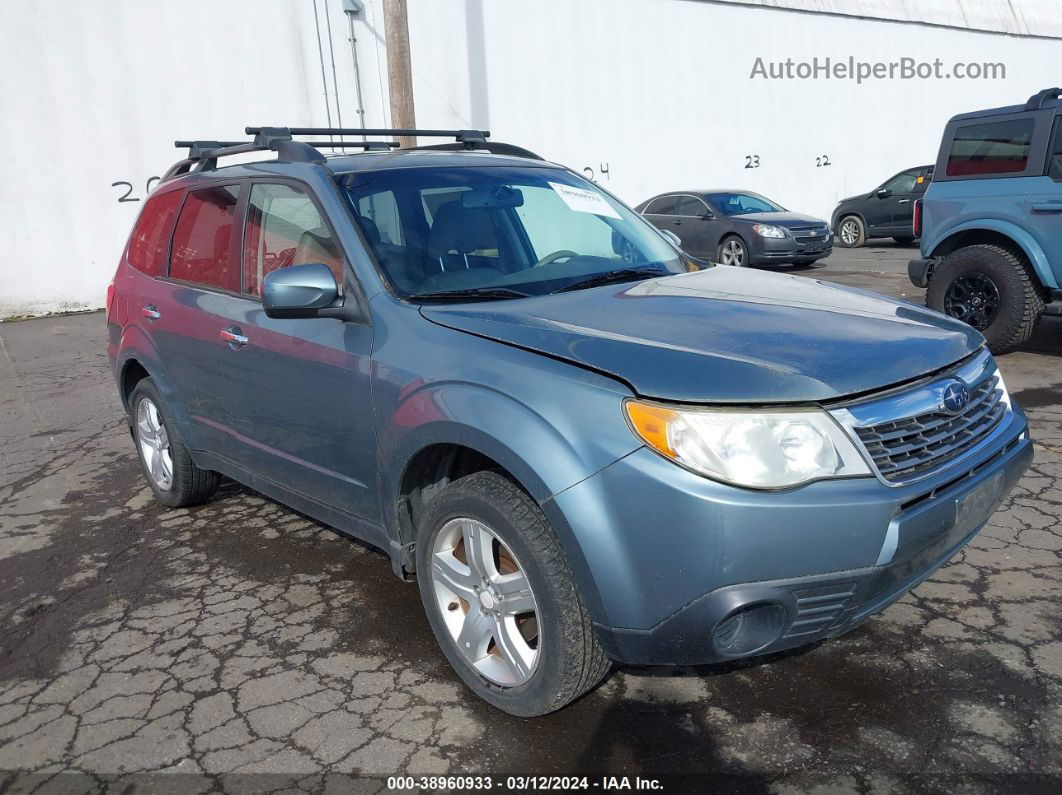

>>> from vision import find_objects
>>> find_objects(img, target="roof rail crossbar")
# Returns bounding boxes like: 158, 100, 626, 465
1025, 87, 1062, 110
246, 126, 491, 150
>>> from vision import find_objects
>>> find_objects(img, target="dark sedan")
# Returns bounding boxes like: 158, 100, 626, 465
636, 191, 833, 267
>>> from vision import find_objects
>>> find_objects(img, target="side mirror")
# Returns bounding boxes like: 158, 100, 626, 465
700, 212, 715, 220
876, 189, 891, 199
262, 263, 342, 320
659, 228, 683, 249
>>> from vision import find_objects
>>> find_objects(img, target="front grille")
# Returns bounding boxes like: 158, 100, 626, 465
782, 581, 860, 639
854, 376, 1006, 483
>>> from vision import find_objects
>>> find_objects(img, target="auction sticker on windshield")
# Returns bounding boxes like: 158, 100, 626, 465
549, 181, 621, 219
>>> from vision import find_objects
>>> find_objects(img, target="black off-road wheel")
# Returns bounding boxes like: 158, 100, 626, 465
927, 244, 1045, 354
415, 471, 610, 716
129, 378, 220, 507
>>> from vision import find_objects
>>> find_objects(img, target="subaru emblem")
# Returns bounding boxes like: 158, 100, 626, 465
939, 380, 970, 414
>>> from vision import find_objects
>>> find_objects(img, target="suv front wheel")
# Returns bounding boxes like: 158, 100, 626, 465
416, 471, 610, 716
927, 244, 1045, 354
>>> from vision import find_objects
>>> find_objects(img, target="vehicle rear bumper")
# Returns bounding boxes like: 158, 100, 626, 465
908, 257, 934, 287
548, 414, 1031, 666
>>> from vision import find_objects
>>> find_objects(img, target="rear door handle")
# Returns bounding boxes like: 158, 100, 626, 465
141, 305, 160, 320
219, 328, 248, 347
1032, 202, 1062, 213
897, 199, 911, 205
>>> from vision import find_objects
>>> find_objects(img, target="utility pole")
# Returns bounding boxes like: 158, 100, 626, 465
383, 0, 416, 148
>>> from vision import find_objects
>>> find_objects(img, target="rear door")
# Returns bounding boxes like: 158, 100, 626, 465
1025, 115, 1062, 281
671, 195, 717, 257
212, 180, 378, 520
152, 183, 244, 452
641, 195, 681, 240
879, 168, 922, 233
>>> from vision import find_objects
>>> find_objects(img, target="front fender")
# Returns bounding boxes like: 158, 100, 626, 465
926, 219, 1056, 290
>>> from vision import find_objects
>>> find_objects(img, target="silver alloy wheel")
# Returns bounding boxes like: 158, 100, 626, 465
721, 238, 745, 266
430, 517, 539, 686
840, 218, 861, 246
136, 397, 173, 491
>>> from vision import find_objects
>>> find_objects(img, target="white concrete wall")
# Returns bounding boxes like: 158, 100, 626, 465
1, 0, 1060, 316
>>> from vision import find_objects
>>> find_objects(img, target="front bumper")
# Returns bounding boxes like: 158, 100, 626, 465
750, 232, 834, 264
546, 409, 1031, 666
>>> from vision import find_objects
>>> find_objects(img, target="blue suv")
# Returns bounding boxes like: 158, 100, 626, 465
909, 87, 1062, 353
108, 127, 1032, 715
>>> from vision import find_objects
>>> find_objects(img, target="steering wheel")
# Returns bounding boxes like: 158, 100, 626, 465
533, 250, 579, 268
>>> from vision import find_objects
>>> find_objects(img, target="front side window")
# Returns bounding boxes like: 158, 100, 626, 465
882, 169, 921, 194
705, 192, 784, 216
127, 190, 182, 276
340, 166, 683, 298
170, 185, 241, 290
946, 118, 1035, 177
243, 183, 345, 297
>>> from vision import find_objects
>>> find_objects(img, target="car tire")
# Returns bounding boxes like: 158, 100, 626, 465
130, 378, 220, 508
837, 216, 866, 248
416, 471, 610, 716
892, 235, 915, 246
926, 244, 1045, 354
717, 235, 749, 267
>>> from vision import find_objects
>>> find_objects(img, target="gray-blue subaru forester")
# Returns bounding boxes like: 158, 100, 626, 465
106, 127, 1032, 715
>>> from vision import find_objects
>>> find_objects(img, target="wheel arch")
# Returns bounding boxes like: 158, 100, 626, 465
927, 222, 1056, 290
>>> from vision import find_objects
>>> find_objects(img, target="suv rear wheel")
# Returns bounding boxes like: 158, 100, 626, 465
837, 216, 866, 248
416, 471, 610, 716
927, 244, 1045, 354
130, 378, 220, 507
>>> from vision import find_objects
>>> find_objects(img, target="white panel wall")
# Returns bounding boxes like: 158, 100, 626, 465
1, 0, 1060, 316
407, 0, 1061, 225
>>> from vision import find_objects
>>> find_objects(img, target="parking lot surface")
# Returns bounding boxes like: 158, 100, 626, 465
1, 244, 1060, 792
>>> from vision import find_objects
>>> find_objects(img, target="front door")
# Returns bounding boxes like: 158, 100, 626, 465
213, 181, 378, 521
876, 168, 923, 234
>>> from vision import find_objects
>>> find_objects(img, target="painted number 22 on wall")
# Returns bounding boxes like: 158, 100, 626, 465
112, 177, 161, 202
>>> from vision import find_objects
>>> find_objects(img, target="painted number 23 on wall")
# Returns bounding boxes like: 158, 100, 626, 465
112, 177, 161, 202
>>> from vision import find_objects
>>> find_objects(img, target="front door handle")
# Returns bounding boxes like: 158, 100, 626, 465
141, 305, 161, 320
1032, 202, 1062, 213
220, 328, 248, 347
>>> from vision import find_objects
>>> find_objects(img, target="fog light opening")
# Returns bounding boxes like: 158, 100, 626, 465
712, 603, 788, 657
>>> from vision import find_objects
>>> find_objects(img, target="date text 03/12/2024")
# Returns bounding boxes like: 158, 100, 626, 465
386, 775, 665, 790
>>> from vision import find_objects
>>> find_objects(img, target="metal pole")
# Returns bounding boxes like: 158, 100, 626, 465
383, 0, 416, 148
347, 11, 367, 140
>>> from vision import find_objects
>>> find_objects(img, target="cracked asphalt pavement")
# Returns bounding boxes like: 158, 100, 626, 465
1, 248, 1060, 792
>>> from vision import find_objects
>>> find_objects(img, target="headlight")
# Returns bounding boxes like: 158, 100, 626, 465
625, 401, 871, 489
752, 224, 786, 239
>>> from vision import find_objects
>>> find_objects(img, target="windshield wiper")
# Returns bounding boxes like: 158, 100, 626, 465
407, 287, 532, 302
554, 267, 668, 294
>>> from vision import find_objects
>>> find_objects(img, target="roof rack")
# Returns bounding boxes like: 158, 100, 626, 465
1025, 87, 1061, 111
163, 126, 539, 182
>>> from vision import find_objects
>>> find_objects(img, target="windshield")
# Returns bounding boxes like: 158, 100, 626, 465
339, 165, 684, 298
705, 192, 785, 216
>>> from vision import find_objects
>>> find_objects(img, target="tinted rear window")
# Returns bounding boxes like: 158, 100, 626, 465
127, 190, 182, 276
946, 119, 1035, 177
169, 185, 242, 291
1049, 119, 1062, 181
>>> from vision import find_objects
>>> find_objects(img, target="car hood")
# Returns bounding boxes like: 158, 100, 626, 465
421, 268, 983, 403
731, 211, 826, 228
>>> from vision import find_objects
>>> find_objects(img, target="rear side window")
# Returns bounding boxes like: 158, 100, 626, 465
170, 185, 242, 290
645, 196, 679, 215
1049, 119, 1062, 181
946, 119, 1035, 177
127, 190, 182, 276
243, 183, 345, 297
674, 196, 709, 216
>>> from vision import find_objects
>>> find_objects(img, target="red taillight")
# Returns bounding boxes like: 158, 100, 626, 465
913, 199, 923, 238
105, 282, 116, 322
